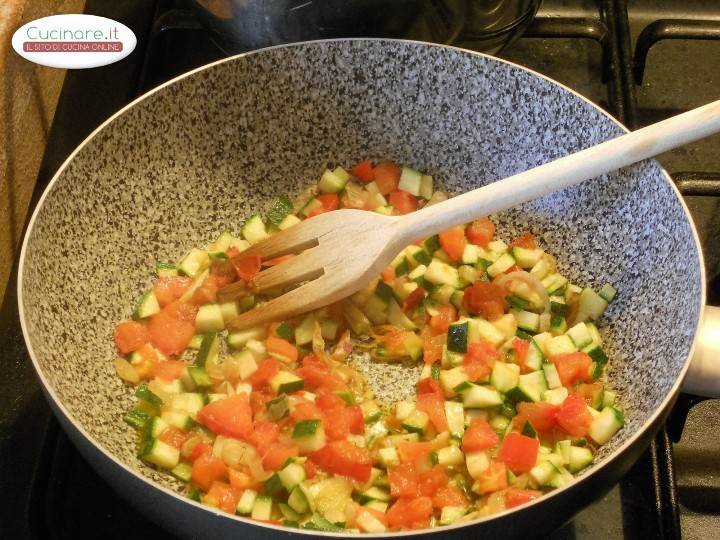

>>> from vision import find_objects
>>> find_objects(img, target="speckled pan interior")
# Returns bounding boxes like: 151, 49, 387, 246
20, 40, 702, 501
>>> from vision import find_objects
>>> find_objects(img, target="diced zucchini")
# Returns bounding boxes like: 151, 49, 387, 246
319, 318, 340, 340
486, 253, 516, 278
359, 486, 391, 504
512, 247, 543, 269
187, 366, 213, 388
187, 334, 203, 350
227, 325, 267, 349
440, 505, 467, 525
378, 447, 400, 468
550, 296, 569, 316
242, 215, 269, 244
135, 384, 164, 407
394, 400, 416, 422
445, 401, 466, 438
156, 262, 178, 277
465, 451, 490, 478
567, 322, 592, 349
423, 234, 441, 254
555, 440, 572, 465
511, 309, 540, 332
133, 290, 161, 319
405, 245, 432, 267
419, 175, 433, 200
278, 214, 302, 230
461, 384, 503, 408
251, 496, 273, 521
161, 410, 195, 431
266, 195, 293, 226
219, 301, 240, 324
575, 288, 609, 322
231, 349, 258, 380
178, 248, 210, 278
439, 366, 469, 397
387, 298, 417, 330
598, 283, 617, 303
492, 314, 518, 341
550, 316, 568, 335
602, 390, 616, 408
169, 392, 205, 417
138, 438, 179, 469
356, 509, 387, 533
402, 410, 430, 434
294, 313, 315, 346
425, 259, 460, 288
398, 167, 423, 196
287, 485, 311, 514
171, 462, 192, 482
292, 419, 326, 453
447, 321, 469, 353
431, 284, 455, 305
462, 244, 479, 265
543, 386, 568, 405
530, 461, 558, 486
270, 371, 305, 394
542, 273, 568, 295
588, 406, 624, 444
542, 363, 562, 389
195, 331, 219, 368
490, 361, 520, 393
386, 432, 420, 446
124, 408, 151, 430
437, 445, 464, 466
360, 400, 382, 424
545, 335, 578, 356
195, 304, 224, 333
319, 169, 348, 193
568, 446, 594, 473
266, 394, 290, 421
278, 461, 307, 491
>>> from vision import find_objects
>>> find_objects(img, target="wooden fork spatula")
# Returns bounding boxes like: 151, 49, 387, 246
228, 99, 720, 330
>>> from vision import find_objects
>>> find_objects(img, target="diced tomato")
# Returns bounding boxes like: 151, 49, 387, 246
231, 254, 261, 283
386, 496, 433, 530
158, 426, 190, 449
204, 481, 242, 514
154, 359, 189, 381
555, 394, 593, 437
576, 382, 604, 404
396, 441, 433, 464
510, 232, 537, 249
380, 328, 415, 358
308, 193, 340, 217
351, 159, 374, 183
373, 160, 401, 195
290, 400, 322, 422
129, 343, 159, 379
189, 442, 212, 462
147, 302, 197, 356
462, 418, 499, 451
463, 340, 500, 381
402, 287, 425, 313
346, 405, 365, 434
389, 462, 419, 498
304, 459, 318, 479
514, 401, 559, 434
416, 392, 447, 432
250, 388, 273, 416
153, 276, 192, 307
114, 320, 149, 354
429, 304, 457, 334
191, 451, 228, 491
381, 266, 395, 283
512, 337, 532, 374
550, 352, 593, 388
310, 440, 372, 482
263, 254, 295, 266
265, 335, 298, 362
475, 462, 508, 495
418, 465, 448, 497
226, 247, 240, 258
422, 328, 444, 365
197, 394, 253, 440
322, 407, 351, 441
432, 486, 467, 508
416, 377, 443, 397
389, 191, 419, 214
463, 281, 506, 321
247, 357, 281, 389
466, 218, 495, 247
438, 226, 467, 261
249, 421, 280, 454
498, 433, 539, 473
191, 274, 218, 305
504, 264, 522, 274
262, 442, 299, 471
505, 487, 543, 508
316, 390, 345, 411
296, 357, 346, 391
228, 467, 254, 490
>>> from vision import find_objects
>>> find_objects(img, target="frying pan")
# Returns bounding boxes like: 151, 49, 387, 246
17, 39, 720, 539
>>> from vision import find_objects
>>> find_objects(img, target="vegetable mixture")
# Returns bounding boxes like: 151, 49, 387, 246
114, 159, 622, 532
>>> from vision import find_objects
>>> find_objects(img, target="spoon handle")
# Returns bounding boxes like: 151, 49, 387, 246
393, 99, 720, 244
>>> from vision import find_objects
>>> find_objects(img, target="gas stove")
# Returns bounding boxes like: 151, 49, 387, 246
1, 1, 718, 538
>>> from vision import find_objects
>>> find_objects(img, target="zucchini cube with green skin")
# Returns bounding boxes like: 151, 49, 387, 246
490, 361, 520, 393
550, 316, 567, 335
292, 419, 326, 453
360, 400, 382, 424
278, 461, 307, 491
439, 367, 470, 397
387, 298, 417, 330
318, 169, 349, 193
424, 259, 460, 288
598, 283, 617, 303
566, 322, 593, 349
195, 304, 224, 333
419, 174, 433, 200
178, 248, 210, 278
266, 195, 294, 225
444, 401, 466, 438
378, 447, 400, 468
356, 510, 388, 533
219, 301, 241, 324
545, 334, 577, 356
124, 408, 152, 430
236, 489, 258, 515
287, 485, 311, 514
588, 406, 624, 444
170, 462, 192, 482
512, 247, 543, 269
195, 331, 220, 368
143, 416, 169, 439
133, 290, 161, 319
461, 384, 503, 408
227, 325, 267, 349
542, 363, 563, 390
401, 409, 430, 434
437, 445, 465, 466
447, 321, 469, 353
542, 273, 569, 295
250, 496, 274, 521
135, 384, 164, 407
270, 371, 304, 394
511, 308, 540, 332
156, 262, 178, 277
440, 506, 468, 525
486, 253, 516, 278
465, 451, 490, 478
575, 287, 609, 322
398, 167, 423, 196
568, 446, 594, 472
278, 214, 301, 230
278, 503, 302, 522
510, 370, 548, 403
358, 486, 391, 505
161, 410, 195, 431
294, 313, 315, 346
138, 438, 179, 469
405, 245, 432, 267
242, 215, 269, 244
232, 349, 258, 380
474, 318, 506, 346
186, 366, 213, 388
266, 394, 290, 420
544, 387, 569, 407
423, 234, 441, 254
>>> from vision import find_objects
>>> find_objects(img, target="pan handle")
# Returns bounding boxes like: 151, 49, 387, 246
682, 305, 720, 397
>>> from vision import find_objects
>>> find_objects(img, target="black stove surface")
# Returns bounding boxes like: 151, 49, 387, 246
1, 1, 719, 538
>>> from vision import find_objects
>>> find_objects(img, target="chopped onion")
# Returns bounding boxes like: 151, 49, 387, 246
114, 358, 139, 384
495, 270, 551, 313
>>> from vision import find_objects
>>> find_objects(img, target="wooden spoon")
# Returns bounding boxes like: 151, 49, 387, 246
227, 99, 720, 330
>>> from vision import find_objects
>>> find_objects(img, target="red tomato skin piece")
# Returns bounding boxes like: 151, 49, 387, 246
114, 320, 149, 354
505, 487, 543, 508
438, 227, 467, 261
351, 159, 374, 182
555, 394, 593, 437
197, 394, 253, 440
462, 418, 499, 451
498, 433, 540, 473
147, 302, 197, 356
389, 191, 419, 214
373, 160, 401, 195
309, 440, 372, 483
416, 392, 448, 432
466, 218, 495, 247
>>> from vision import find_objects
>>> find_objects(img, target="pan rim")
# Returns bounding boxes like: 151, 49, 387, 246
16, 37, 706, 536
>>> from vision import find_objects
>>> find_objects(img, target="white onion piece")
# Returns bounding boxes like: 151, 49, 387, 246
495, 270, 550, 313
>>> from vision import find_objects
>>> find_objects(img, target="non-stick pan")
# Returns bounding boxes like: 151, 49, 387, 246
17, 39, 720, 539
